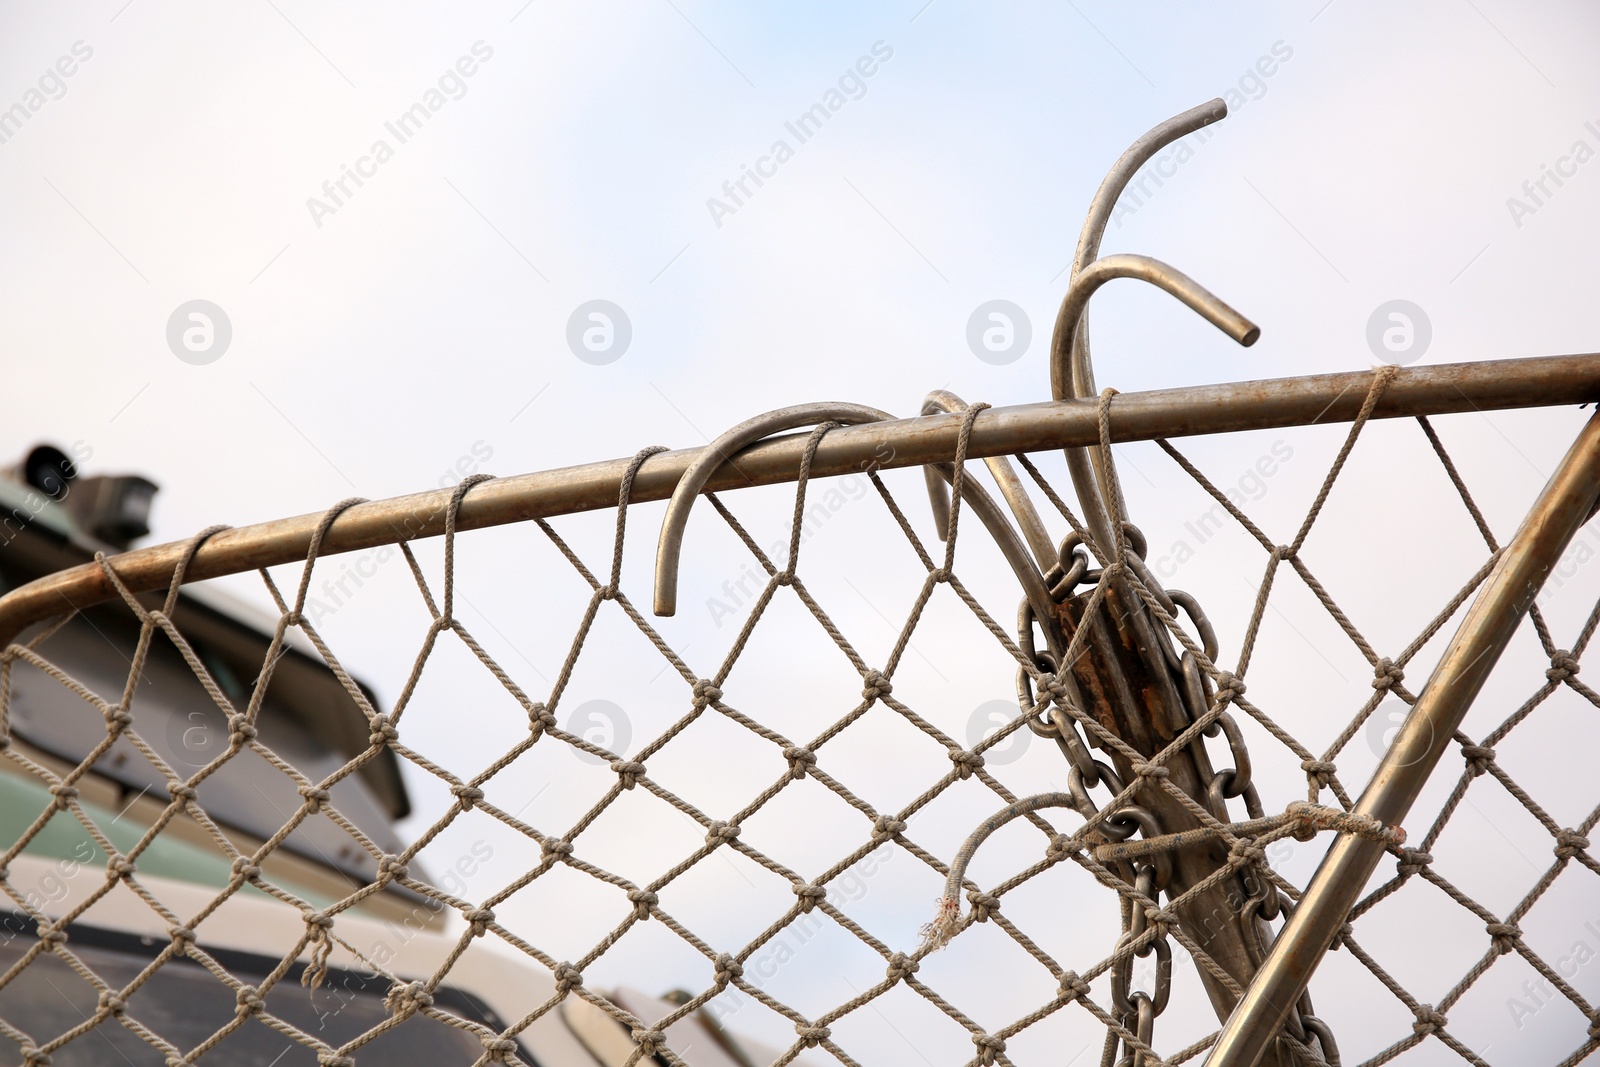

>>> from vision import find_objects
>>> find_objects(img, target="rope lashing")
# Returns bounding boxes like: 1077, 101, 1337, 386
921, 794, 1404, 952
1093, 801, 1403, 865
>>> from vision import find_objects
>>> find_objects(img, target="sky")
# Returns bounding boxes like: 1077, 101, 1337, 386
2, 2, 1599, 1064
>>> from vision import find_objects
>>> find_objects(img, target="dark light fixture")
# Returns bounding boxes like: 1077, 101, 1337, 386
67, 474, 159, 549
18, 444, 76, 501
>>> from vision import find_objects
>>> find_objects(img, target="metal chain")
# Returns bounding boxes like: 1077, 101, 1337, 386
1016, 523, 1341, 1065
1110, 863, 1171, 1067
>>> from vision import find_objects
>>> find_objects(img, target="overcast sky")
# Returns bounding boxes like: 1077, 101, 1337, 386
3, 2, 1599, 1064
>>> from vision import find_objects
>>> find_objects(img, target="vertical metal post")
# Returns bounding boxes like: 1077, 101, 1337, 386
1205, 409, 1600, 1067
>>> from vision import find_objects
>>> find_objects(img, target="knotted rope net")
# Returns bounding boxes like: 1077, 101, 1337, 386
0, 370, 1594, 1066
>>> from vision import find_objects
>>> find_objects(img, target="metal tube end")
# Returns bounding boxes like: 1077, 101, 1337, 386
1222, 312, 1261, 347
652, 554, 680, 617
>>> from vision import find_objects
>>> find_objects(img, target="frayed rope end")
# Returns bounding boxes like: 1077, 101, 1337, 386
1285, 800, 1406, 846
917, 896, 960, 953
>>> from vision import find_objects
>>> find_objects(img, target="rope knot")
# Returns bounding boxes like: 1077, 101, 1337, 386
299, 911, 333, 987
861, 671, 893, 701
692, 680, 723, 708
1273, 544, 1297, 562
972, 1032, 1007, 1064
542, 837, 574, 860
1143, 907, 1178, 938
631, 1029, 667, 1055
1555, 828, 1590, 861
480, 1036, 518, 1061
226, 713, 257, 745
1301, 759, 1337, 789
36, 922, 66, 947
1285, 800, 1320, 841
796, 1025, 831, 1048
529, 703, 557, 737
793, 883, 828, 912
452, 784, 485, 809
886, 952, 919, 982
377, 855, 409, 882
169, 783, 198, 802
872, 815, 907, 840
714, 953, 743, 984
235, 984, 264, 1015
1460, 745, 1495, 777
1372, 657, 1404, 691
108, 854, 137, 879
297, 785, 329, 809
966, 890, 1000, 922
627, 888, 658, 920
949, 748, 984, 779
168, 925, 196, 955
1038, 673, 1073, 705
20, 1046, 49, 1066
1411, 1003, 1447, 1035
317, 1055, 354, 1067
1486, 922, 1521, 955
103, 707, 134, 730
1213, 672, 1245, 703
706, 821, 741, 846
97, 990, 127, 1016
368, 714, 399, 746
929, 567, 951, 584
1229, 839, 1266, 867
1130, 761, 1168, 781
783, 746, 817, 779
774, 571, 795, 587
1058, 970, 1091, 1002
552, 963, 582, 993
231, 857, 261, 882
1047, 834, 1082, 862
611, 759, 646, 788
1548, 650, 1580, 682
48, 784, 78, 809
1396, 848, 1433, 879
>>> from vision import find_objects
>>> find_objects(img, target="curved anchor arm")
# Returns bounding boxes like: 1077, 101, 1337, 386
1050, 253, 1259, 558
651, 403, 1068, 669
916, 394, 1096, 734
654, 403, 888, 617
1050, 253, 1260, 405
1057, 97, 1235, 553
1071, 98, 1228, 287
1068, 98, 1231, 407
920, 389, 1057, 574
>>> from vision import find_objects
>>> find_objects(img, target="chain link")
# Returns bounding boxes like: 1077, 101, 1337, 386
1111, 865, 1171, 1067
1017, 523, 1339, 1065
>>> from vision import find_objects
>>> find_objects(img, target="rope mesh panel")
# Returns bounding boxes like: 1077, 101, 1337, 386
0, 381, 1594, 1067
